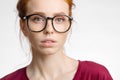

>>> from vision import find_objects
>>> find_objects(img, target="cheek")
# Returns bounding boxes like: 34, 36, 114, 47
27, 33, 41, 46
59, 33, 68, 44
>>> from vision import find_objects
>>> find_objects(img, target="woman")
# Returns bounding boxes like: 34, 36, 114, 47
1, 0, 112, 80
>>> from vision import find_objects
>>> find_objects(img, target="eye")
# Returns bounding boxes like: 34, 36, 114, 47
30, 15, 45, 23
32, 17, 42, 22
57, 18, 64, 22
34, 17, 41, 21
55, 17, 66, 23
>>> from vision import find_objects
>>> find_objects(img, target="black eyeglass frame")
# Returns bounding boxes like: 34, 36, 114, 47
23, 14, 73, 33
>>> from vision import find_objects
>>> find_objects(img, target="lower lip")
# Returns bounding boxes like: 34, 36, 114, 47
41, 41, 56, 47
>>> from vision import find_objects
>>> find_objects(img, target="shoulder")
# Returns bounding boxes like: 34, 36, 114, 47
0, 67, 28, 80
75, 60, 113, 80
80, 61, 108, 72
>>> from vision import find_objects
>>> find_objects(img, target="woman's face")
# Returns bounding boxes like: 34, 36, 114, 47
21, 0, 70, 55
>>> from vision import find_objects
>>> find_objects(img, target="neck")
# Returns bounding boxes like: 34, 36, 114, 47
27, 47, 77, 80
31, 47, 66, 70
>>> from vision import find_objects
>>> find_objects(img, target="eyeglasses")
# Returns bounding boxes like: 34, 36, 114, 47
23, 14, 73, 33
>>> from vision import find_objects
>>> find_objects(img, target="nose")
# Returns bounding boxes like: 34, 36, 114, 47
43, 18, 54, 34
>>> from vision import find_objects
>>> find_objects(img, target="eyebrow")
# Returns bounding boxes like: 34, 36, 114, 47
28, 12, 67, 16
53, 12, 67, 16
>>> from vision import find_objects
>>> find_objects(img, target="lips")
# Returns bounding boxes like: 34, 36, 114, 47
41, 39, 56, 43
41, 39, 56, 47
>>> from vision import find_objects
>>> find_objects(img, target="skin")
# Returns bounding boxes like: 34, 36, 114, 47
20, 0, 78, 80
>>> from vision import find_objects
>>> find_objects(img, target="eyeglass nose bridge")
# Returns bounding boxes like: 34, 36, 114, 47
44, 17, 55, 31
45, 17, 54, 26
46, 17, 54, 20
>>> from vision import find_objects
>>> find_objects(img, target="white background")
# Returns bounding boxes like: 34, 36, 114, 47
0, 0, 120, 79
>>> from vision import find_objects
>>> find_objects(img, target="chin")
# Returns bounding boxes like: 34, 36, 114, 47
38, 48, 58, 56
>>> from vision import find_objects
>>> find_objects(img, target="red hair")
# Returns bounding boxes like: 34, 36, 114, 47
17, 0, 74, 19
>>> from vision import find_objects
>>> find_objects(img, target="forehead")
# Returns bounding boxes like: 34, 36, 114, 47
26, 0, 69, 16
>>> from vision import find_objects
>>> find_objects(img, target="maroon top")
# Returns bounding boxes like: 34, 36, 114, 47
1, 61, 113, 80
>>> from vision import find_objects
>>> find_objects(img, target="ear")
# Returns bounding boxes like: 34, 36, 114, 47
20, 19, 28, 37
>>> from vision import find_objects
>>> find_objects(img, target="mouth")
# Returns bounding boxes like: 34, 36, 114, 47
41, 39, 56, 48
